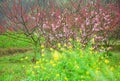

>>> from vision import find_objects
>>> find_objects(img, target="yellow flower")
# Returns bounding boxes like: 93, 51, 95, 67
41, 54, 45, 57
86, 71, 90, 75
80, 54, 83, 58
41, 66, 46, 70
50, 60, 53, 64
90, 51, 93, 54
110, 67, 114, 71
69, 38, 72, 41
105, 59, 109, 64
50, 60, 56, 67
93, 63, 97, 68
95, 70, 99, 74
50, 48, 53, 51
76, 38, 80, 42
96, 68, 100, 70
34, 65, 40, 69
57, 43, 61, 48
36, 61, 39, 64
25, 56, 28, 59
53, 51, 59, 61
75, 65, 79, 69
91, 38, 95, 44
36, 60, 41, 64
41, 44, 44, 49
32, 71, 35, 75
68, 45, 73, 49
81, 76, 84, 78
56, 74, 60, 77
90, 47, 94, 51
64, 43, 67, 47
64, 77, 68, 81
41, 49, 45, 52
52, 64, 56, 67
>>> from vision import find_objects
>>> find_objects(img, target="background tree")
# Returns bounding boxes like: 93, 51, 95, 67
0, 0, 46, 61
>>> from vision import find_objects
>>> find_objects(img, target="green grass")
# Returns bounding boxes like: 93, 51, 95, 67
0, 51, 34, 81
108, 51, 120, 81
0, 34, 31, 48
108, 51, 120, 66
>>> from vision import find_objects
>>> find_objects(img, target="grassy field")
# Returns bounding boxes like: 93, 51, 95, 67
0, 51, 34, 81
0, 34, 32, 80
0, 34, 32, 56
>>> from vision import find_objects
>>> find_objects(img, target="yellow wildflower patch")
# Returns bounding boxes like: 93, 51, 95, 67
69, 38, 72, 41
53, 51, 59, 61
41, 53, 45, 57
110, 67, 114, 71
56, 74, 60, 77
34, 65, 40, 69
57, 43, 61, 48
86, 71, 90, 75
104, 59, 109, 64
64, 77, 68, 81
41, 44, 45, 49
64, 43, 67, 47
50, 60, 56, 67
68, 45, 73, 49
50, 48, 53, 51
25, 56, 28, 59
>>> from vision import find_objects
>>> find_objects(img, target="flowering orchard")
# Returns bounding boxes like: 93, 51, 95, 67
0, 0, 120, 55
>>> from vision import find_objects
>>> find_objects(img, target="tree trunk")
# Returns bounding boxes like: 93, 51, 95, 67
32, 41, 40, 62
